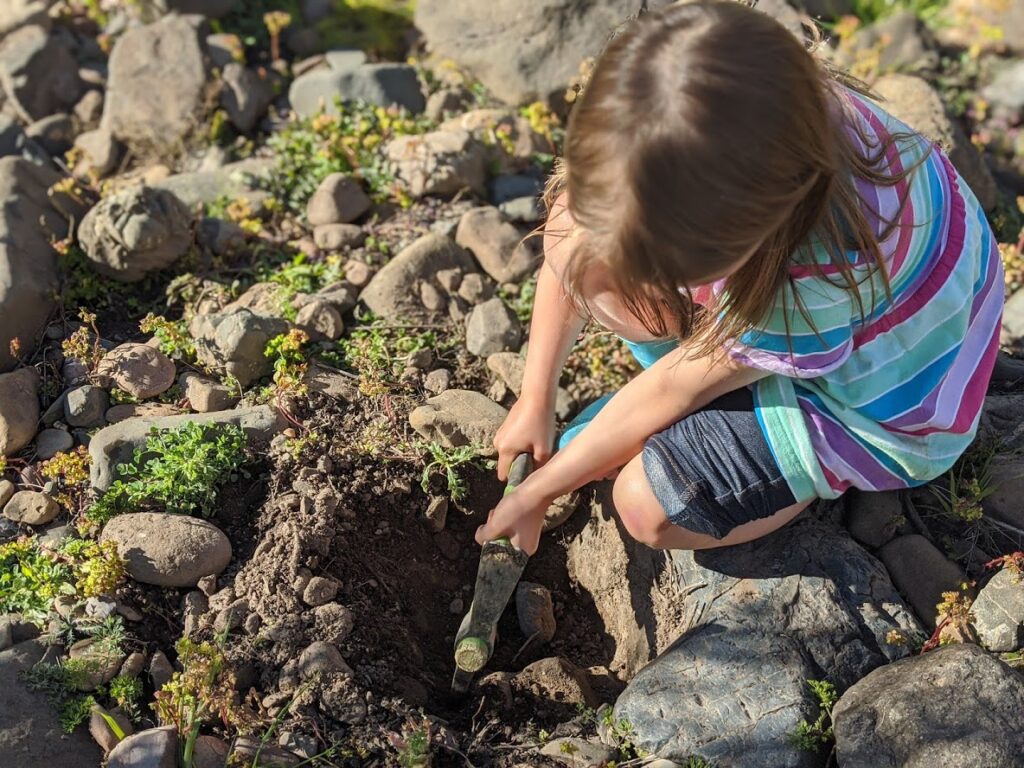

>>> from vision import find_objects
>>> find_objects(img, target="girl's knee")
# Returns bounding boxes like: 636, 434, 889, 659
612, 458, 672, 548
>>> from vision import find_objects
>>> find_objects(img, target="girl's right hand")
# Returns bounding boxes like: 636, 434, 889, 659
493, 396, 556, 482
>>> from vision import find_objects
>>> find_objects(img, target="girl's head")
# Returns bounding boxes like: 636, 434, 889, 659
549, 0, 911, 347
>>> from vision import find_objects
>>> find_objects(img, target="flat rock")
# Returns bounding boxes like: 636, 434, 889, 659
65, 384, 108, 428
0, 367, 39, 454
408, 389, 507, 456
89, 405, 285, 491
972, 567, 1024, 652
100, 512, 232, 588
106, 725, 178, 768
96, 343, 177, 399
105, 403, 184, 424
833, 644, 1024, 767
877, 534, 967, 629
3, 490, 58, 525
179, 372, 238, 413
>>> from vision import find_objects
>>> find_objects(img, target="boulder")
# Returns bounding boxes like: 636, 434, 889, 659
189, 307, 290, 387
0, 158, 66, 371
219, 62, 274, 132
96, 343, 177, 400
79, 186, 192, 283
408, 389, 508, 455
105, 725, 178, 768
0, 367, 39, 454
102, 14, 209, 148
877, 534, 968, 629
972, 567, 1024, 652
833, 644, 1024, 767
872, 73, 998, 212
289, 54, 424, 117
100, 512, 232, 588
89, 405, 285, 491
465, 297, 522, 356
455, 206, 538, 283
306, 172, 371, 225
0, 24, 82, 120
0, 639, 101, 768
359, 234, 476, 320
385, 129, 487, 199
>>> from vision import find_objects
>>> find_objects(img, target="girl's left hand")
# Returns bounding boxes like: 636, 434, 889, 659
474, 483, 553, 556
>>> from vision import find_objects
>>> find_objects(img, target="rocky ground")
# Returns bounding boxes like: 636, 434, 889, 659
0, 0, 1023, 767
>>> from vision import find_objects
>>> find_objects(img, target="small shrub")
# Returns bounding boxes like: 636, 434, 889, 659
788, 679, 837, 753
420, 442, 483, 502
139, 313, 196, 361
265, 328, 311, 395
61, 309, 105, 374
40, 447, 91, 514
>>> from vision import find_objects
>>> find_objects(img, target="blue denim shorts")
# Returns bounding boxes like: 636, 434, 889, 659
559, 339, 796, 540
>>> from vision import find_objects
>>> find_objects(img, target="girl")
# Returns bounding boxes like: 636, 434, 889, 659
474, 0, 1003, 556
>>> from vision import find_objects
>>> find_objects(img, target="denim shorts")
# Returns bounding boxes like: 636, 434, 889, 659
559, 338, 796, 540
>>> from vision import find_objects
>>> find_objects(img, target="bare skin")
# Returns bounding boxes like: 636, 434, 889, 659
479, 195, 810, 555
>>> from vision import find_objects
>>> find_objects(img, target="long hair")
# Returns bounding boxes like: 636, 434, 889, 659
544, 0, 930, 356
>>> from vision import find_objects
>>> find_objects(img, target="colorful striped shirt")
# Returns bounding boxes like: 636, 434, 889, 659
723, 88, 1003, 501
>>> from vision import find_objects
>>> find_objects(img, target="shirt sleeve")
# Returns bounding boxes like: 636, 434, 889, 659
726, 276, 856, 379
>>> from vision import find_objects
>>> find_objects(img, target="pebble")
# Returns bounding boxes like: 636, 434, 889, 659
306, 172, 371, 225
150, 650, 174, 691
465, 297, 522, 356
119, 651, 146, 679
3, 490, 59, 525
313, 603, 355, 644
96, 343, 177, 399
343, 259, 372, 287
64, 385, 108, 428
302, 575, 340, 607
516, 581, 556, 643
424, 495, 448, 532
423, 368, 452, 395
298, 641, 352, 679
35, 427, 74, 459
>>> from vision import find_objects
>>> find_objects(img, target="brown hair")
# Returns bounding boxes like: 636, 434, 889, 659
545, 0, 929, 356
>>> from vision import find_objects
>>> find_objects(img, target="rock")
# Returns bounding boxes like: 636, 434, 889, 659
96, 343, 177, 399
409, 389, 507, 455
34, 428, 73, 459
100, 512, 232, 588
179, 372, 237, 413
220, 62, 274, 132
89, 704, 134, 754
190, 308, 290, 387
420, 281, 446, 312
78, 186, 192, 283
490, 173, 544, 205
0, 24, 83, 120
513, 657, 597, 708
423, 368, 452, 394
0, 158, 65, 371
65, 385, 109, 428
120, 651, 146, 679
0, 479, 13, 509
846, 490, 902, 549
74, 127, 123, 178
424, 496, 448, 532
456, 206, 538, 283
984, 454, 1024, 529
0, 367, 39, 454
192, 734, 229, 768
298, 641, 352, 679
68, 638, 125, 690
149, 651, 174, 691
833, 644, 1024, 767
385, 129, 487, 199
314, 282, 358, 315
500, 195, 543, 223
936, 0, 1024, 56
543, 490, 580, 531
972, 567, 1024, 652
90, 405, 283, 491
102, 15, 208, 148
982, 59, 1024, 113
289, 57, 425, 117
24, 112, 73, 157
223, 281, 289, 318
74, 88, 104, 125
456, 272, 492, 304
877, 534, 968, 629
230, 736, 301, 767
0, 639, 101, 767
152, 157, 274, 209
486, 352, 525, 395
836, 11, 938, 74
424, 86, 471, 121
872, 74, 998, 212
539, 738, 616, 768
213, 597, 248, 634
440, 109, 548, 170
313, 223, 365, 250
207, 32, 244, 69
313, 603, 355, 645
106, 725, 178, 768
105, 403, 184, 424
360, 234, 476, 319
465, 297, 522, 356
516, 582, 556, 643
302, 575, 339, 606
0, 0, 53, 38
306, 172, 371, 225
3, 490, 58, 525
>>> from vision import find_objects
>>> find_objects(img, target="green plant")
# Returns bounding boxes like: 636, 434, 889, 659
62, 540, 127, 598
315, 0, 416, 59
931, 449, 998, 523
61, 309, 105, 374
265, 328, 311, 395
599, 707, 647, 761
985, 551, 1024, 582
340, 319, 454, 397
420, 442, 483, 502
109, 674, 143, 721
84, 422, 248, 530
23, 661, 98, 733
40, 447, 91, 514
139, 313, 196, 361
499, 273, 538, 325
387, 718, 431, 768
925, 586, 978, 650
788, 679, 837, 753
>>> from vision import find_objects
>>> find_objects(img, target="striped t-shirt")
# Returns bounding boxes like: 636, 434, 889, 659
721, 88, 1003, 501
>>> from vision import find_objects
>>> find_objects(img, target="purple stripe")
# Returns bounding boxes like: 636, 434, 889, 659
800, 400, 905, 488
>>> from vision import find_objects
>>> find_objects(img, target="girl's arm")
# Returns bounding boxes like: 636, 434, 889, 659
478, 344, 769, 553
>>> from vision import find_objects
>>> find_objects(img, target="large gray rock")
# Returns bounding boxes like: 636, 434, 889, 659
833, 644, 1024, 767
385, 129, 487, 198
0, 639, 101, 768
0, 367, 39, 455
102, 14, 209, 148
152, 157, 274, 208
189, 307, 290, 387
88, 405, 285, 491
972, 567, 1024, 652
873, 74, 998, 212
79, 186, 192, 283
408, 389, 508, 455
289, 51, 425, 116
877, 534, 967, 629
611, 516, 922, 766
100, 512, 232, 587
0, 24, 82, 120
105, 725, 178, 768
359, 233, 476, 319
220, 62, 274, 132
0, 157, 66, 371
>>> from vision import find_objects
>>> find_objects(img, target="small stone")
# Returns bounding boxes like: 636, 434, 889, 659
85, 596, 117, 619
34, 428, 74, 459
294, 300, 344, 341
540, 738, 616, 768
972, 567, 1024, 652
106, 726, 178, 768
307, 173, 371, 226
408, 348, 433, 370
64, 385, 109, 428
192, 734, 230, 768
298, 641, 352, 679
465, 297, 522, 356
302, 575, 340, 607
0, 368, 41, 456
0, 479, 14, 508
3, 490, 59, 525
424, 496, 448, 532
197, 574, 218, 596
69, 638, 124, 690
189, 308, 290, 387
385, 129, 487, 198
513, 657, 598, 708
97, 343, 177, 399
516, 582, 556, 643
313, 222, 365, 250
409, 389, 508, 455
73, 128, 122, 177
846, 490, 903, 549
220, 62, 274, 133
423, 368, 452, 395
213, 598, 249, 634
499, 195, 543, 223
456, 206, 537, 283
486, 352, 526, 396
419, 281, 447, 312
150, 650, 174, 691
343, 259, 372, 287
89, 704, 134, 754
313, 603, 355, 645
74, 89, 104, 124
877, 534, 968, 629
424, 86, 471, 121
120, 651, 146, 679
180, 372, 238, 413
436, 267, 463, 293
314, 281, 359, 315
457, 272, 493, 304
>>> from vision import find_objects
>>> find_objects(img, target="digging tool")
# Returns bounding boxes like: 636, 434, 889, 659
451, 453, 533, 694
